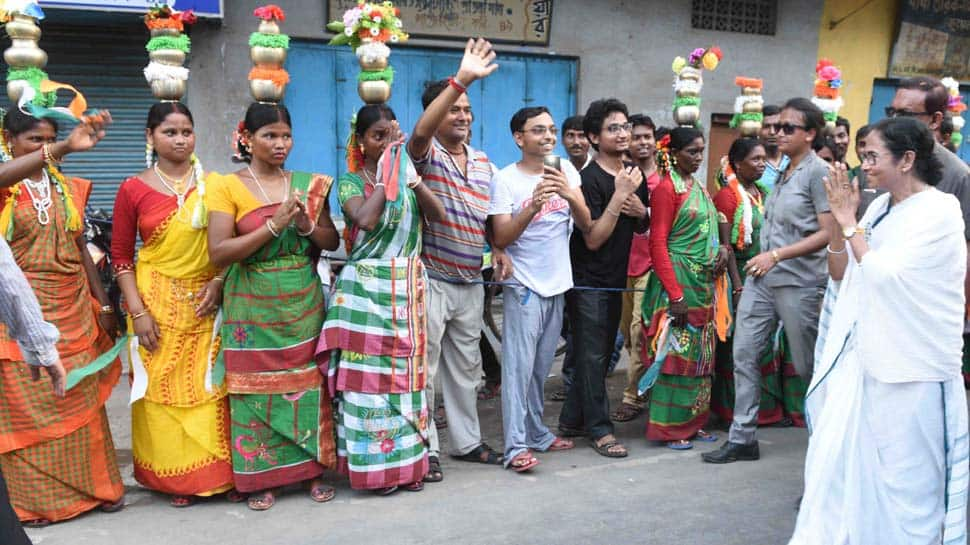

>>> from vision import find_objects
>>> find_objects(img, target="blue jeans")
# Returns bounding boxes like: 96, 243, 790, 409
501, 286, 562, 465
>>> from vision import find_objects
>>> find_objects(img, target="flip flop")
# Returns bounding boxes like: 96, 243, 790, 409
507, 450, 540, 472
452, 442, 503, 465
309, 482, 335, 503
695, 430, 719, 442
247, 490, 276, 511
667, 440, 694, 450
545, 437, 575, 451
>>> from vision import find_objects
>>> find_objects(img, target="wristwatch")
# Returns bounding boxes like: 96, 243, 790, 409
842, 224, 864, 239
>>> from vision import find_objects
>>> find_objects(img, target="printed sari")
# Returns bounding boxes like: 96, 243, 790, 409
114, 178, 234, 496
316, 167, 429, 490
217, 172, 336, 493
0, 177, 123, 522
710, 179, 807, 427
641, 175, 719, 441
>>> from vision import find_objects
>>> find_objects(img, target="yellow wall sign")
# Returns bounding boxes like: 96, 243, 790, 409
326, 0, 553, 45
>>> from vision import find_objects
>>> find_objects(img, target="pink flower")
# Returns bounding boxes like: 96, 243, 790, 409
178, 10, 197, 25
380, 438, 395, 453
819, 65, 841, 81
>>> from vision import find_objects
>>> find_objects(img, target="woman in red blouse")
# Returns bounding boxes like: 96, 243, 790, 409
640, 127, 730, 449
111, 102, 236, 507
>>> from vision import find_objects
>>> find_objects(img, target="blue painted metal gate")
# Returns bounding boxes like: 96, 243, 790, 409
284, 43, 578, 211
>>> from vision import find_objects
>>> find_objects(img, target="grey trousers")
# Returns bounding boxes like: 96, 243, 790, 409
728, 276, 822, 445
425, 278, 486, 457
500, 286, 561, 465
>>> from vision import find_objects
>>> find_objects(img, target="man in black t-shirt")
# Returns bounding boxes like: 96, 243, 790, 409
558, 98, 648, 458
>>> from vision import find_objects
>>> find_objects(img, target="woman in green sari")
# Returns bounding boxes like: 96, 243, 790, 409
207, 103, 340, 511
317, 104, 445, 495
641, 127, 730, 450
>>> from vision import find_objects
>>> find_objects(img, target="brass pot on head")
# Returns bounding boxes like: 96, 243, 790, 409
678, 67, 702, 82
742, 101, 762, 114
149, 27, 181, 38
250, 79, 285, 102
358, 80, 391, 104
258, 20, 280, 35
151, 79, 187, 101
5, 14, 41, 41
251, 45, 287, 66
673, 105, 700, 127
3, 42, 47, 68
739, 119, 762, 137
6, 79, 31, 104
149, 48, 186, 66
358, 55, 388, 72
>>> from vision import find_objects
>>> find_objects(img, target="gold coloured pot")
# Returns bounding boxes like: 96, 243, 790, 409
358, 80, 391, 104
150, 27, 181, 38
151, 79, 187, 101
5, 15, 41, 41
739, 119, 762, 137
678, 67, 702, 82
149, 48, 186, 66
3, 42, 47, 68
251, 45, 286, 66
258, 20, 280, 35
250, 79, 285, 102
742, 100, 762, 114
673, 105, 700, 127
358, 55, 388, 71
6, 79, 31, 104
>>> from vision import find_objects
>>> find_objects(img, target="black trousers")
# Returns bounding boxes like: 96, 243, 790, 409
558, 289, 622, 440
0, 468, 31, 545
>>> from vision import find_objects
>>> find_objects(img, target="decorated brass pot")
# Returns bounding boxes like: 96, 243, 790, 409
4, 41, 46, 68
673, 105, 700, 127
5, 15, 41, 41
738, 119, 761, 137
258, 20, 280, 35
151, 79, 187, 101
251, 45, 286, 66
251, 79, 285, 102
358, 55, 388, 72
358, 80, 391, 104
149, 27, 181, 38
149, 48, 186, 66
678, 67, 702, 82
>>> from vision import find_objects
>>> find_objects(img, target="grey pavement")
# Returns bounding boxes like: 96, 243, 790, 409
25, 351, 805, 545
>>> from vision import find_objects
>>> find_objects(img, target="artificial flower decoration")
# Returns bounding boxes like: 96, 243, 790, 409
671, 56, 687, 74
942, 77, 966, 148
729, 76, 764, 136
811, 58, 844, 126
671, 45, 723, 129
0, 0, 44, 23
144, 4, 196, 31
327, 1, 409, 51
253, 4, 285, 21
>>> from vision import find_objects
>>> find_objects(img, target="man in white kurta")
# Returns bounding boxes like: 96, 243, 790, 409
791, 187, 969, 545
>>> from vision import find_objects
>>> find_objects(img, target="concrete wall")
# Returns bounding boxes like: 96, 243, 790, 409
188, 0, 824, 172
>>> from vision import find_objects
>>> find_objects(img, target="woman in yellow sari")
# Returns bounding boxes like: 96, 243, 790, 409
0, 108, 124, 526
112, 102, 235, 507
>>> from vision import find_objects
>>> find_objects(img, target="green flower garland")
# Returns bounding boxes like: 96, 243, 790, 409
673, 96, 701, 110
357, 66, 394, 85
6, 67, 56, 107
822, 111, 838, 122
146, 34, 191, 53
728, 112, 763, 129
249, 32, 290, 49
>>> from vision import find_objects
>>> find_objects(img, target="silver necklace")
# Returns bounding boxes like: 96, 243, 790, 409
246, 165, 289, 203
21, 170, 52, 225
153, 164, 195, 210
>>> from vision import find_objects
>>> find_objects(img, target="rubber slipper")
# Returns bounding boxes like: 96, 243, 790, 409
667, 440, 694, 450
452, 442, 502, 465
695, 430, 718, 442
545, 437, 575, 451
507, 451, 540, 472
247, 491, 276, 511
309, 483, 335, 503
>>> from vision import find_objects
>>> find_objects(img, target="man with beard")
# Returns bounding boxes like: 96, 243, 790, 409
758, 105, 789, 192
833, 116, 851, 162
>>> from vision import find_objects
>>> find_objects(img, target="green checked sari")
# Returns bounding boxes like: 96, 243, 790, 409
211, 171, 336, 493
641, 172, 719, 442
316, 157, 429, 490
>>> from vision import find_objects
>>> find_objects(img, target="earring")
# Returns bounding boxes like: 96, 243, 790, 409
145, 142, 154, 168
243, 142, 252, 154
671, 156, 678, 166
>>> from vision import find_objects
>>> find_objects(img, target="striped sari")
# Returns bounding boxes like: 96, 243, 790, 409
117, 181, 234, 496
0, 177, 123, 522
219, 172, 336, 493
641, 174, 719, 441
316, 168, 429, 490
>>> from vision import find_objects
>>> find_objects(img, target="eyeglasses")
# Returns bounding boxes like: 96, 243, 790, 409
860, 151, 881, 165
779, 123, 806, 135
884, 107, 929, 118
762, 123, 781, 133
606, 122, 633, 135
519, 126, 558, 137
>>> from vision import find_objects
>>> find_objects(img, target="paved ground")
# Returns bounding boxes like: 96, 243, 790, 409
25, 352, 806, 545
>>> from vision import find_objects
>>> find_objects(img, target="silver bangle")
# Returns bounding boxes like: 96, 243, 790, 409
826, 244, 846, 255
265, 219, 281, 238
298, 224, 316, 237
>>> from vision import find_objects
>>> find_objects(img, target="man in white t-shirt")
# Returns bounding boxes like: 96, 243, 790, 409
488, 106, 593, 471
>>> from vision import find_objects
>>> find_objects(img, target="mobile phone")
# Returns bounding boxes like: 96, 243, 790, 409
543, 154, 562, 172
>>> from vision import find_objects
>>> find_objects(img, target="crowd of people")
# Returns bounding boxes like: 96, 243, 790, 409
1, 35, 969, 545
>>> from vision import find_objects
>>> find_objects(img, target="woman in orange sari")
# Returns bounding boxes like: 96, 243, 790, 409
111, 102, 235, 507
0, 108, 124, 526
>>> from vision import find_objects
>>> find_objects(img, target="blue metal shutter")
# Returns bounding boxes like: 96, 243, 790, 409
1, 23, 155, 212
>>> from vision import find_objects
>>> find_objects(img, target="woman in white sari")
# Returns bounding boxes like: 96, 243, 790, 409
790, 117, 968, 545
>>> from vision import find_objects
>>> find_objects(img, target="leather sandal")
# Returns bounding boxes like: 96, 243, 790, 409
452, 442, 502, 465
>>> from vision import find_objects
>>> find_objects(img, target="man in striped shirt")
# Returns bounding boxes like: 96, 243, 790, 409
408, 38, 510, 481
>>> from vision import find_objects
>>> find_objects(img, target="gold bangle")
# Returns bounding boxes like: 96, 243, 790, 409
298, 224, 316, 237
771, 249, 781, 263
99, 305, 114, 315
131, 310, 149, 320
